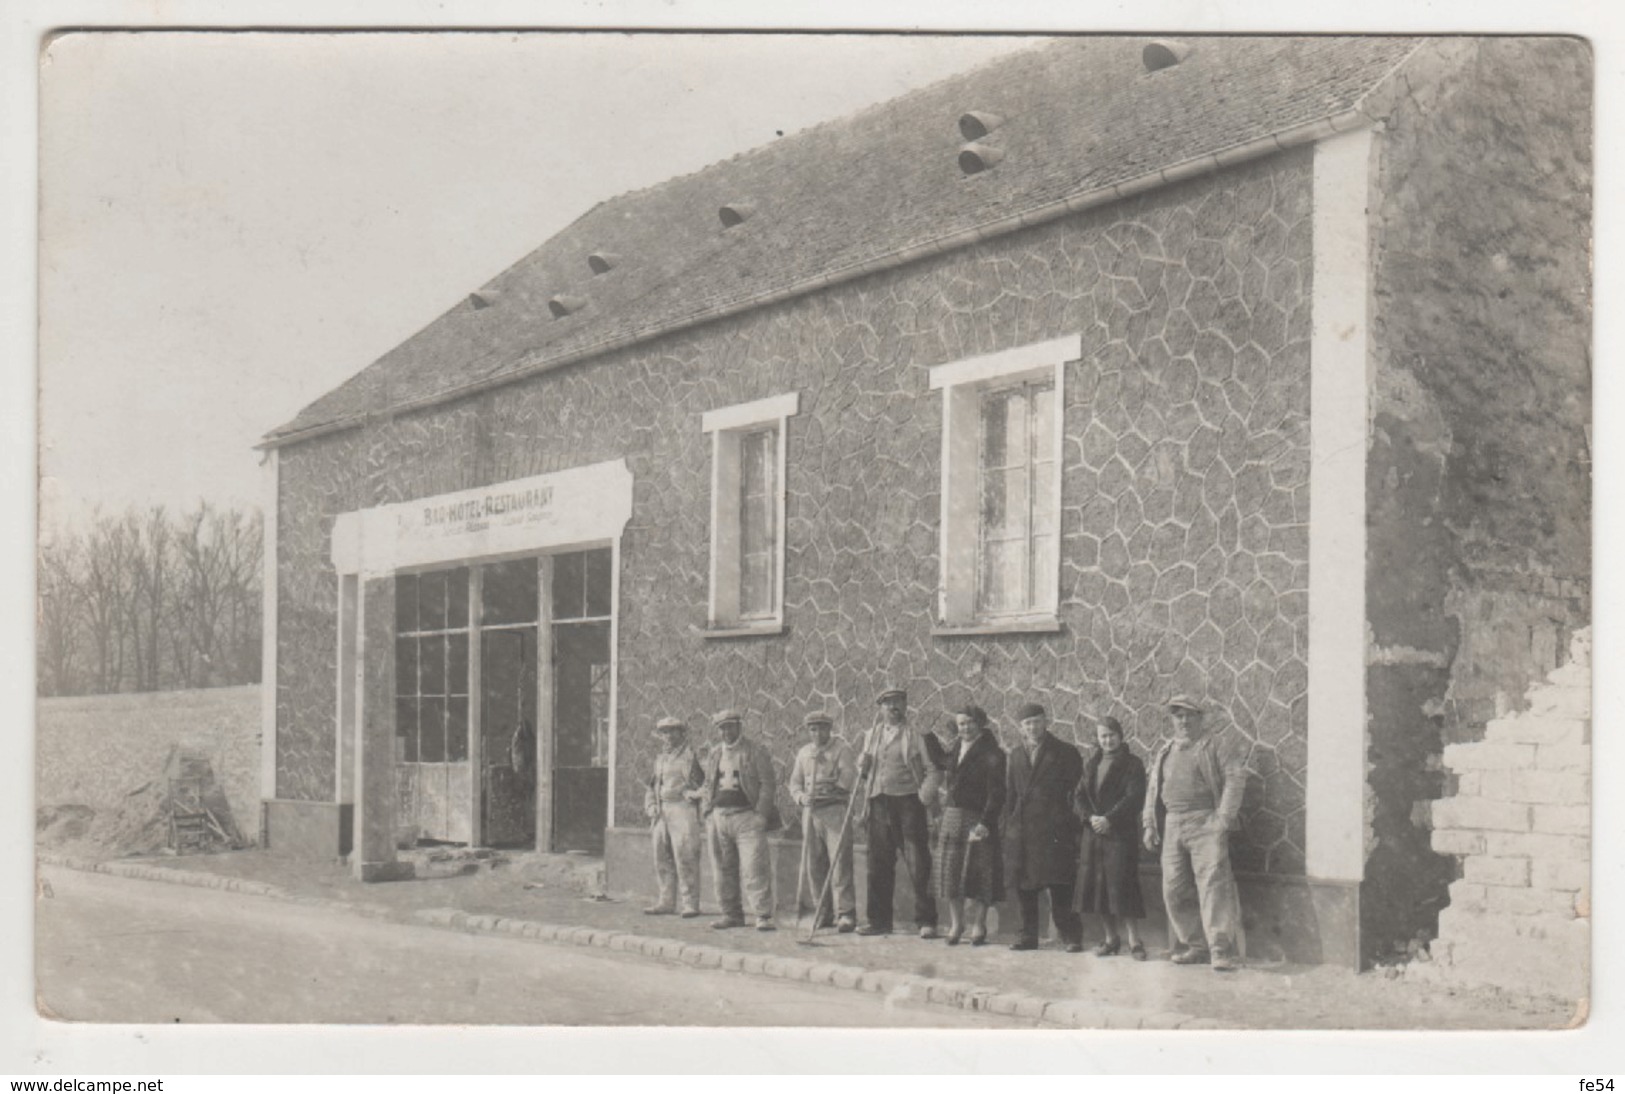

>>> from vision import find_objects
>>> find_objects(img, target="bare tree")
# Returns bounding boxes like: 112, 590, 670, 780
37, 536, 85, 695
37, 503, 263, 696
79, 512, 136, 693
128, 506, 171, 692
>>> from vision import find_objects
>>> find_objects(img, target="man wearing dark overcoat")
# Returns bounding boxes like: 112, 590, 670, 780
1003, 702, 1085, 952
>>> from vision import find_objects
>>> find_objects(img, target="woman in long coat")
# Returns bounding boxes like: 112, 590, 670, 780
1071, 716, 1149, 958
929, 705, 1006, 946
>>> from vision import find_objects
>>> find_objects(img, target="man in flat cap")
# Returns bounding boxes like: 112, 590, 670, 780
1142, 696, 1249, 971
643, 717, 705, 917
856, 688, 937, 938
700, 709, 781, 931
788, 711, 859, 932
1003, 702, 1085, 952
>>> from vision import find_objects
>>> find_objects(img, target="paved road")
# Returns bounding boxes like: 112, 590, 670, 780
35, 867, 1032, 1027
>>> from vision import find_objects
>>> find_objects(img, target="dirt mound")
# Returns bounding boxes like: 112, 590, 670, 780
36, 803, 95, 847
37, 747, 247, 858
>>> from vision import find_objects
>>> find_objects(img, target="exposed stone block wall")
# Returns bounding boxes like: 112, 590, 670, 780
36, 685, 263, 844
1363, 37, 1592, 955
1425, 629, 1589, 1005
277, 149, 1315, 873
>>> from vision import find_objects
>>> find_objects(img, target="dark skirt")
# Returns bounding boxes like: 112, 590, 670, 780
934, 807, 1004, 903
1072, 826, 1146, 918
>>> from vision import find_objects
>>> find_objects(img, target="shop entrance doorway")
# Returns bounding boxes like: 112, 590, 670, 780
390, 547, 615, 854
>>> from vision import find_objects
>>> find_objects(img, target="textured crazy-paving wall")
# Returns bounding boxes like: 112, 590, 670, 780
277, 149, 1314, 873
1364, 38, 1592, 956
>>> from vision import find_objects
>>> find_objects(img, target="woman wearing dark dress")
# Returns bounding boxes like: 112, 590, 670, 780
929, 705, 1007, 946
1071, 716, 1149, 958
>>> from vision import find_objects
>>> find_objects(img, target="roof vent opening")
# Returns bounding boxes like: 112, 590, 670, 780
467, 289, 502, 310
958, 111, 1004, 140
548, 294, 587, 319
587, 252, 619, 274
718, 202, 755, 228
1143, 39, 1191, 72
958, 142, 1005, 176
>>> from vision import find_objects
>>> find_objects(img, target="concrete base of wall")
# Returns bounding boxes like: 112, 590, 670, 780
604, 825, 1360, 967
261, 799, 353, 860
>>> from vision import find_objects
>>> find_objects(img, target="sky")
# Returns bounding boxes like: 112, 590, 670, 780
36, 30, 1034, 534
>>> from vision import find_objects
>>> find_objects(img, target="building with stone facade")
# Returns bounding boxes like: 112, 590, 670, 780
255, 36, 1590, 970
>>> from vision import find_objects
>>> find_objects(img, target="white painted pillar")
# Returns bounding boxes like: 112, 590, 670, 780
335, 574, 358, 804
606, 535, 622, 830
259, 449, 279, 803
1306, 126, 1374, 883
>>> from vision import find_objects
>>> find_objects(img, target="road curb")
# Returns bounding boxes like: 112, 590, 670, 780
38, 852, 1229, 1030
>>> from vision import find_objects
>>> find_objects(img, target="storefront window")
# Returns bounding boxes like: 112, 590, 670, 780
395, 566, 471, 765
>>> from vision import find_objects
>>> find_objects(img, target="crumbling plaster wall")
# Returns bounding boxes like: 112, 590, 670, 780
1364, 37, 1591, 957
276, 150, 1318, 874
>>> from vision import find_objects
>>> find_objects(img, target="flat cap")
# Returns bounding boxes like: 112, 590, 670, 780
876, 688, 907, 705
711, 708, 744, 727
802, 711, 834, 728
654, 717, 688, 733
1015, 702, 1047, 722
1166, 695, 1205, 713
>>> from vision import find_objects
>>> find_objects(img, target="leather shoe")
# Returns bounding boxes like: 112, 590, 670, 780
1095, 939, 1122, 957
680, 909, 701, 919
856, 923, 891, 936
643, 905, 675, 916
1170, 947, 1211, 965
1065, 942, 1084, 954
1210, 950, 1238, 972
836, 915, 857, 934
1009, 938, 1039, 952
969, 928, 988, 947
755, 918, 776, 932
711, 917, 746, 930
918, 925, 939, 940
1130, 942, 1147, 961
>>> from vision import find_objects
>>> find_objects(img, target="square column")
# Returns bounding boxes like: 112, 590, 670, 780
353, 573, 412, 881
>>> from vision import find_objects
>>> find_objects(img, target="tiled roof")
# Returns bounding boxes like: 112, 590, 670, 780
265, 35, 1419, 445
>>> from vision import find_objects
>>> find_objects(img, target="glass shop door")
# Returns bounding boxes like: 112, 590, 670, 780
478, 558, 540, 848
549, 548, 613, 854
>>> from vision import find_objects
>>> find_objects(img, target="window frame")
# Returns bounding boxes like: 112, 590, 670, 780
700, 391, 799, 637
929, 335, 1073, 635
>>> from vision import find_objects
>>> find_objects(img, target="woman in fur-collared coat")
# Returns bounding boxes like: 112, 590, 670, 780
1071, 716, 1149, 959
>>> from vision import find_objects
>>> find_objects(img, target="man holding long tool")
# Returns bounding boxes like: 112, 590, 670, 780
642, 716, 705, 917
856, 688, 938, 939
788, 710, 859, 933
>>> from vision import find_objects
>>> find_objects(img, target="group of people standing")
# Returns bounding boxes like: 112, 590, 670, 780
642, 687, 1248, 972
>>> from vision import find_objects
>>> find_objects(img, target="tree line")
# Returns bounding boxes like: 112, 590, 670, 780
38, 504, 262, 696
